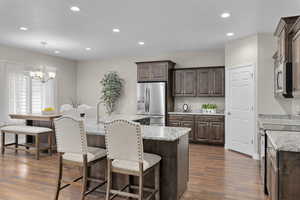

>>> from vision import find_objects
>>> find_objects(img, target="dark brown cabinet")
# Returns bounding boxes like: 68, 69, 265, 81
210, 68, 225, 96
196, 69, 210, 96
291, 18, 300, 97
173, 67, 224, 97
266, 135, 300, 200
136, 60, 175, 82
168, 114, 224, 145
194, 115, 224, 145
194, 121, 210, 142
274, 16, 298, 64
168, 115, 194, 140
173, 70, 197, 96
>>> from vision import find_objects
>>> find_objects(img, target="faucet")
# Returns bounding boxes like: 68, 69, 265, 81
96, 101, 101, 124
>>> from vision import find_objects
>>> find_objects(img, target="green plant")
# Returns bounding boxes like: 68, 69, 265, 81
100, 71, 123, 114
201, 104, 217, 110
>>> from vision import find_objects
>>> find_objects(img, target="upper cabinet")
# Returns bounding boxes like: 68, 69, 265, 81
273, 16, 299, 98
173, 70, 197, 96
291, 17, 300, 96
173, 67, 225, 97
274, 16, 298, 64
136, 60, 175, 82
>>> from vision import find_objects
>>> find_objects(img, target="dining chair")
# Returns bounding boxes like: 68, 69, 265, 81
104, 119, 161, 200
53, 116, 107, 200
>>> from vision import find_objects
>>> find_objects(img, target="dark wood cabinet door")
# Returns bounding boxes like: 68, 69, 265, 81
197, 69, 210, 96
181, 121, 194, 141
208, 122, 224, 144
183, 70, 197, 96
209, 68, 225, 97
137, 64, 151, 82
150, 63, 168, 81
194, 121, 210, 142
293, 31, 300, 95
173, 70, 184, 96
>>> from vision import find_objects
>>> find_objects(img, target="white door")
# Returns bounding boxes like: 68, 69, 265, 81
226, 65, 255, 157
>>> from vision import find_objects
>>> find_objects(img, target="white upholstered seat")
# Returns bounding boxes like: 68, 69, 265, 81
63, 147, 107, 162
104, 120, 161, 200
0, 125, 52, 134
53, 116, 107, 200
112, 152, 161, 172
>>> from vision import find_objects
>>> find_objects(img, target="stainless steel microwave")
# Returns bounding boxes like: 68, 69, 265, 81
274, 61, 293, 98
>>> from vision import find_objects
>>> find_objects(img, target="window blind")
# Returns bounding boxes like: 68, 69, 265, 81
8, 72, 55, 114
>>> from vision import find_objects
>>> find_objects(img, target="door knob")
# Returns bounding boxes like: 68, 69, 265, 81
227, 112, 231, 115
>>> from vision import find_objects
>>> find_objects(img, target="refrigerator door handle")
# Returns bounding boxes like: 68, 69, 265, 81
147, 87, 150, 112
144, 87, 147, 112
146, 87, 149, 113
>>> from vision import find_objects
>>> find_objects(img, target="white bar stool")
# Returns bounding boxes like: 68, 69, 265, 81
53, 116, 107, 200
104, 119, 161, 200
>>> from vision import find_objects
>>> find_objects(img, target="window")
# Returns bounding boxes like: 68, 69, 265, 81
8, 71, 55, 114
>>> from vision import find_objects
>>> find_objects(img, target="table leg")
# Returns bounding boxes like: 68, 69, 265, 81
36, 135, 40, 160
48, 133, 52, 156
1, 131, 5, 154
15, 134, 18, 154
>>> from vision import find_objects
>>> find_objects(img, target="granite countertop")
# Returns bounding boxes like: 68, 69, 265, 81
85, 120, 191, 141
168, 111, 224, 116
266, 130, 300, 152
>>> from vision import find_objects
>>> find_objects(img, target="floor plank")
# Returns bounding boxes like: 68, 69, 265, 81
0, 144, 267, 200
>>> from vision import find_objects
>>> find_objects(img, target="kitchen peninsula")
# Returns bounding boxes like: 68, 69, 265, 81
85, 119, 190, 200
8, 113, 190, 200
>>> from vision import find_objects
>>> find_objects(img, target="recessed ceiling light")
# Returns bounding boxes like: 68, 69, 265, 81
70, 6, 80, 12
221, 12, 231, 18
54, 50, 60, 54
19, 27, 28, 31
113, 28, 120, 33
226, 32, 234, 37
85, 47, 91, 51
138, 41, 145, 45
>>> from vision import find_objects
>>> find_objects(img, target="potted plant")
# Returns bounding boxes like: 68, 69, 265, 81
100, 71, 123, 115
201, 104, 217, 114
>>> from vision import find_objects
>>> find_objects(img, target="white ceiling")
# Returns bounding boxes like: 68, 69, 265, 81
0, 0, 299, 61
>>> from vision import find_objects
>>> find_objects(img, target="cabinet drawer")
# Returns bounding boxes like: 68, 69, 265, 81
168, 114, 194, 121
195, 115, 224, 122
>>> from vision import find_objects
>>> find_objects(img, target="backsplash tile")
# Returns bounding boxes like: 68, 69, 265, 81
174, 97, 225, 112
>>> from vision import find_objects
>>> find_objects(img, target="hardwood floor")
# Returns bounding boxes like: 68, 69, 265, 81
0, 144, 267, 200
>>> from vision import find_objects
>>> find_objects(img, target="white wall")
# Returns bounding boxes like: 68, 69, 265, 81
76, 49, 225, 116
0, 44, 77, 107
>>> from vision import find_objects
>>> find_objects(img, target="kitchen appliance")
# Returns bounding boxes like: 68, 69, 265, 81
137, 82, 166, 126
274, 61, 293, 98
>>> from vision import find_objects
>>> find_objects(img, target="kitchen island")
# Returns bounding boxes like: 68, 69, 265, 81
85, 120, 190, 200
265, 130, 300, 200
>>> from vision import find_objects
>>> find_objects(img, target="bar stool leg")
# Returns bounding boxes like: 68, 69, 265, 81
80, 155, 88, 200
14, 134, 18, 154
36, 135, 40, 160
54, 153, 63, 200
155, 164, 160, 200
106, 159, 112, 200
138, 163, 144, 200
1, 131, 5, 155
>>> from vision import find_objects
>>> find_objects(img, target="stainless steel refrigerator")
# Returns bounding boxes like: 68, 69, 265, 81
137, 82, 166, 126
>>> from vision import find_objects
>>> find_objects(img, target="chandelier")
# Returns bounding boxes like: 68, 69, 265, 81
29, 67, 56, 83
